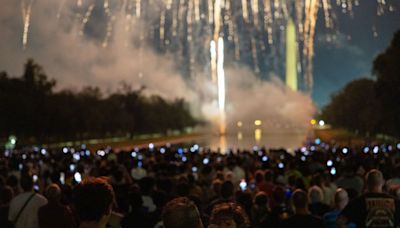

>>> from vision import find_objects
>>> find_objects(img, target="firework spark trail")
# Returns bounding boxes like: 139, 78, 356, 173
303, 0, 319, 91
179, 0, 185, 27
322, 0, 333, 28
264, 0, 273, 44
273, 0, 281, 19
208, 0, 214, 24
160, 10, 166, 45
80, 4, 95, 36
210, 0, 227, 134
210, 40, 217, 87
194, 0, 200, 21
18, 0, 398, 96
251, 37, 260, 73
136, 0, 141, 18
213, 0, 222, 41
172, 3, 178, 37
377, 0, 387, 16
102, 0, 114, 47
217, 37, 226, 135
225, 0, 234, 41
233, 23, 240, 60
187, 0, 193, 42
282, 0, 289, 19
251, 0, 259, 27
166, 0, 172, 10
242, 0, 249, 21
21, 0, 34, 49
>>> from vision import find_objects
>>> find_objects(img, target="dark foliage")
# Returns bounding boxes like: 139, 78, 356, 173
321, 30, 400, 137
0, 59, 197, 143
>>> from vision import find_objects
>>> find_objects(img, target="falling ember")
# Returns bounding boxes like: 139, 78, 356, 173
210, 40, 217, 86
303, 0, 320, 92
166, 0, 172, 10
160, 10, 166, 44
242, 0, 249, 22
264, 0, 273, 44
251, 37, 260, 73
80, 4, 95, 36
251, 0, 259, 27
102, 0, 113, 47
135, 0, 141, 18
208, 0, 214, 24
194, 0, 200, 21
21, 0, 34, 49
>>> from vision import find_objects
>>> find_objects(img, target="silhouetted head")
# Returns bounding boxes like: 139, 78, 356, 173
209, 202, 250, 228
308, 185, 323, 204
162, 197, 203, 228
45, 184, 61, 202
366, 169, 384, 192
73, 177, 115, 224
292, 189, 308, 210
20, 175, 34, 192
334, 188, 349, 210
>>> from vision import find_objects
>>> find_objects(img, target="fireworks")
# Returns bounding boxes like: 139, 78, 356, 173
18, 0, 398, 131
217, 37, 226, 135
21, 0, 34, 50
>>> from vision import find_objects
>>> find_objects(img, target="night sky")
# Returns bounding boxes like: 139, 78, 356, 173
313, 1, 400, 106
0, 0, 399, 109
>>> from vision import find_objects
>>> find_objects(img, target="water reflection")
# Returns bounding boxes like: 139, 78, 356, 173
199, 128, 309, 152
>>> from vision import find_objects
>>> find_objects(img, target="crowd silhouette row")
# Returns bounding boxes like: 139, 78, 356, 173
1, 141, 400, 228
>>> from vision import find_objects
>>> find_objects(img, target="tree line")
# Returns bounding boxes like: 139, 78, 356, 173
321, 30, 400, 138
0, 59, 197, 144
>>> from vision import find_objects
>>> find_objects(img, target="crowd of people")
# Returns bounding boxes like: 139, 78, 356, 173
1, 140, 400, 228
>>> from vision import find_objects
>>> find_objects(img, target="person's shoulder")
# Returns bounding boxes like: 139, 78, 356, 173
9, 192, 29, 206
33, 193, 48, 204
323, 210, 339, 220
364, 192, 394, 199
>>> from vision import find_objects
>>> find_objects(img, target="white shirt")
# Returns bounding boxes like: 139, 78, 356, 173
8, 192, 48, 228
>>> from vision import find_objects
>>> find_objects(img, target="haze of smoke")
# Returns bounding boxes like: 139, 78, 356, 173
0, 0, 315, 130
0, 0, 192, 100
196, 67, 316, 133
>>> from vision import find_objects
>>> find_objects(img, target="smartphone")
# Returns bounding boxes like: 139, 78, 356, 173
240, 179, 247, 191
60, 172, 65, 184
74, 172, 82, 183
330, 167, 337, 175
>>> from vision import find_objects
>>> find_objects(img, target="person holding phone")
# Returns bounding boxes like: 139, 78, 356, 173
8, 175, 47, 228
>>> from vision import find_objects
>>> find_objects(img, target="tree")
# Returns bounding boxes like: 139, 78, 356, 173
321, 78, 379, 135
0, 59, 198, 143
373, 30, 400, 137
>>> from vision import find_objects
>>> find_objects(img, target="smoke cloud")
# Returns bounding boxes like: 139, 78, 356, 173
0, 0, 316, 137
